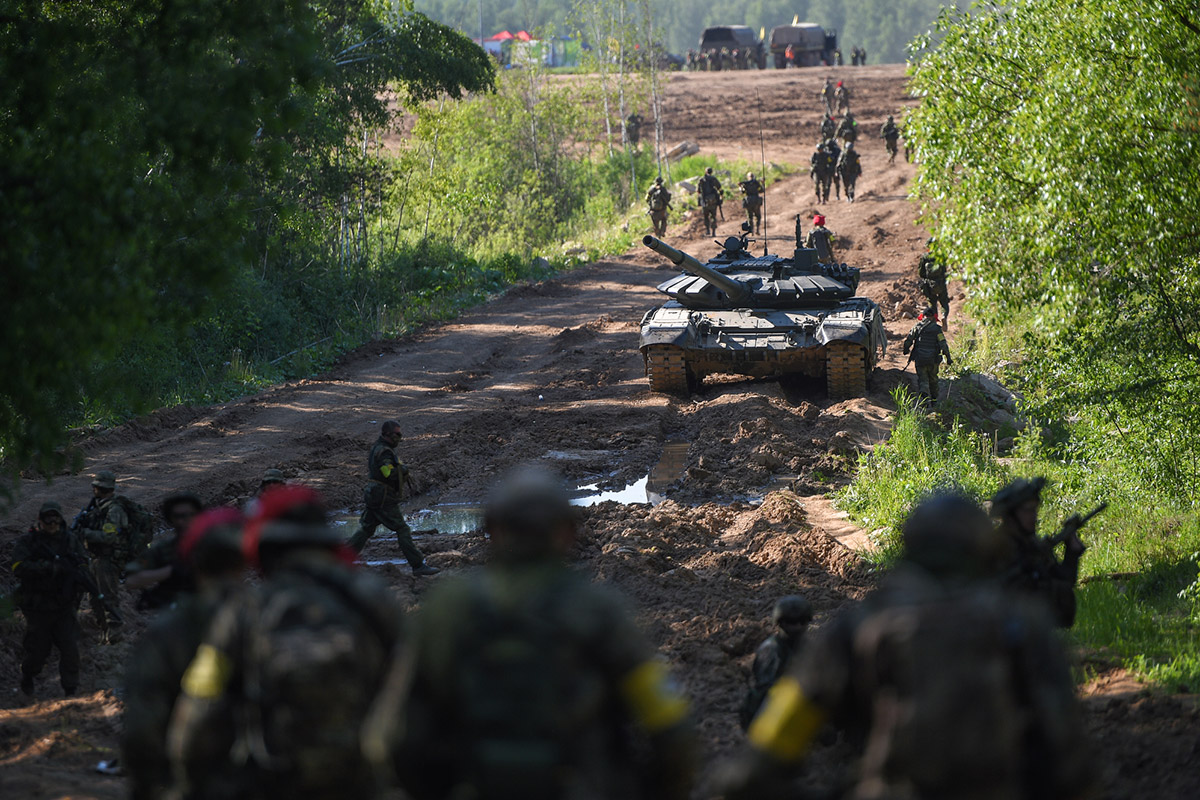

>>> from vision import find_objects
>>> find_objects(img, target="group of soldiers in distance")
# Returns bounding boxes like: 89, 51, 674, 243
10, 416, 1097, 799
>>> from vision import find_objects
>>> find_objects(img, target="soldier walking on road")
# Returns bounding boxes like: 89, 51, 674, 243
881, 114, 902, 164
348, 420, 439, 576
819, 114, 836, 140
75, 470, 145, 641
823, 137, 842, 199
820, 77, 835, 116
11, 502, 88, 698
717, 492, 1093, 800
739, 172, 764, 234
646, 176, 672, 237
123, 508, 245, 800
835, 81, 850, 114
918, 239, 951, 326
903, 307, 953, 403
809, 143, 836, 204
739, 595, 813, 730
837, 142, 862, 202
363, 467, 697, 800
697, 167, 723, 237
804, 214, 837, 263
170, 486, 405, 800
835, 111, 859, 146
990, 477, 1089, 629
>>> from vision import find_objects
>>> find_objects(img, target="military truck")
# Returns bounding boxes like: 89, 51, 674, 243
698, 26, 766, 69
769, 23, 836, 68
638, 228, 886, 397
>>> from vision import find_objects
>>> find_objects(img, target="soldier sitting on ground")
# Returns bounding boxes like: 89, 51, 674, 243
739, 595, 814, 730
364, 467, 697, 800
902, 307, 953, 403
717, 492, 1093, 800
11, 501, 90, 698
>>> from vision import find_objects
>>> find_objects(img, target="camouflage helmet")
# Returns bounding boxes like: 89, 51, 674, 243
484, 466, 576, 561
654, 176, 663, 185
990, 477, 1047, 516
92, 470, 117, 490
902, 491, 997, 578
772, 595, 814, 626
705, 167, 713, 175
922, 305, 937, 319
38, 501, 65, 521
887, 114, 894, 121
260, 468, 286, 487
846, 142, 854, 150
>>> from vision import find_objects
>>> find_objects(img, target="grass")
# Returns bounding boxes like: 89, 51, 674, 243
836, 386, 1200, 690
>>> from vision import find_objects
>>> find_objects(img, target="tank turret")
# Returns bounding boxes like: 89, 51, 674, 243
642, 235, 753, 304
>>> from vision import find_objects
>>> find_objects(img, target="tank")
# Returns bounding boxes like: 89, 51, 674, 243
639, 229, 886, 398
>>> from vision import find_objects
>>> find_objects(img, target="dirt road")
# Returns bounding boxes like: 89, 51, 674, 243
2, 65, 1196, 799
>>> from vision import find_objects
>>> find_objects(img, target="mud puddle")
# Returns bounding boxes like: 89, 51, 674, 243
572, 441, 691, 506
332, 504, 483, 536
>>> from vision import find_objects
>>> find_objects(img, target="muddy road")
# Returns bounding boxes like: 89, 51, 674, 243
2, 65, 1197, 799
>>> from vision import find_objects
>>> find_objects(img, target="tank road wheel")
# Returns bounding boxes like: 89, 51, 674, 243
645, 346, 691, 396
826, 341, 869, 399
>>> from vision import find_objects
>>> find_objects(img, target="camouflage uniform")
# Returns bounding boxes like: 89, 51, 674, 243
76, 474, 135, 635
724, 493, 1093, 800
918, 252, 950, 323
881, 116, 901, 164
739, 596, 813, 730
835, 83, 850, 114
646, 180, 672, 237
804, 224, 837, 263
11, 503, 87, 696
835, 114, 859, 145
626, 113, 644, 148
809, 146, 836, 203
902, 314, 953, 402
837, 145, 862, 202
824, 137, 842, 199
820, 79, 835, 116
820, 115, 837, 140
363, 469, 695, 800
739, 176, 764, 234
348, 433, 432, 572
697, 171, 723, 237
170, 538, 403, 799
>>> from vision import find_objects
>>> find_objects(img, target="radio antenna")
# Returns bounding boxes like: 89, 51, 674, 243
756, 89, 768, 256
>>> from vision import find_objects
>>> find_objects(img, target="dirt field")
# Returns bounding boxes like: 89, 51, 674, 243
2, 64, 1197, 799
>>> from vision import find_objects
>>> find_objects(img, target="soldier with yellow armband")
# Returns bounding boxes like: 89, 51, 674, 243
363, 467, 697, 800
720, 492, 1094, 800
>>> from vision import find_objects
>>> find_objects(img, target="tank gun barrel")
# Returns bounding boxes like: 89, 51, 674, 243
642, 235, 752, 303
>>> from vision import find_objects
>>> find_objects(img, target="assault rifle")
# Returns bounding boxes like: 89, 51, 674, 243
1046, 502, 1107, 548
28, 536, 124, 624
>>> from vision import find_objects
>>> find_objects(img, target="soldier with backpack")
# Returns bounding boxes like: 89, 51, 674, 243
718, 492, 1093, 800
881, 114, 902, 164
697, 167, 723, 237
74, 470, 154, 642
809, 143, 836, 204
837, 142, 862, 202
646, 176, 672, 237
169, 486, 404, 800
902, 307, 953, 403
804, 214, 837, 263
918, 239, 951, 326
835, 112, 859, 146
739, 172, 764, 234
363, 467, 696, 800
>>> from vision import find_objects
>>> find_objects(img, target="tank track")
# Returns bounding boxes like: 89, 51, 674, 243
645, 346, 691, 395
825, 341, 868, 399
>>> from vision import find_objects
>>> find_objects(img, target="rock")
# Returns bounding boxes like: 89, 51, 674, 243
990, 408, 1018, 428
676, 178, 697, 194
996, 437, 1016, 453
968, 372, 1020, 409
751, 449, 783, 469
532, 256, 551, 271
797, 401, 821, 422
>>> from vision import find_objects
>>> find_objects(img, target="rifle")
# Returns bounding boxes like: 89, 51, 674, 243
1046, 502, 1107, 547
28, 536, 124, 624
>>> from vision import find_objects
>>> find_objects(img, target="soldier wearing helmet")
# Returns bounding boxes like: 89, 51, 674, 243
697, 167, 724, 237
170, 486, 404, 800
75, 469, 136, 641
718, 491, 1092, 800
902, 306, 953, 403
739, 595, 814, 730
917, 237, 951, 326
739, 172, 765, 234
364, 467, 697, 800
990, 477, 1087, 628
881, 114, 902, 164
646, 176, 672, 237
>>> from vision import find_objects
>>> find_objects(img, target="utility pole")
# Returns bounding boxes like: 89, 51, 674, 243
479, 0, 484, 48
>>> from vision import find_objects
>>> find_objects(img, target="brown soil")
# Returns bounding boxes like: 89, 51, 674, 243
1, 65, 1194, 799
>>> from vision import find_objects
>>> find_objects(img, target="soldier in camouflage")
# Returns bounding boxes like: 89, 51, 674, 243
169, 486, 405, 800
123, 507, 245, 800
837, 142, 862, 202
697, 167, 723, 237
739, 172, 764, 234
903, 307, 953, 402
835, 81, 850, 114
75, 470, 133, 640
804, 215, 836, 263
835, 112, 859, 146
718, 492, 1093, 800
881, 114, 902, 164
11, 501, 89, 697
363, 467, 696, 800
739, 595, 814, 730
820, 77, 835, 116
347, 421, 439, 576
823, 136, 842, 200
809, 143, 836, 204
646, 176, 672, 237
990, 477, 1087, 629
918, 239, 951, 326
125, 491, 204, 611
819, 114, 837, 141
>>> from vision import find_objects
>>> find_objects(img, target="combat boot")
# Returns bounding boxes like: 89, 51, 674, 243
412, 564, 441, 577
21, 674, 35, 696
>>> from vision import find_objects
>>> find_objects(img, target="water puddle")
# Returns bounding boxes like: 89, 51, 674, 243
571, 440, 690, 507
332, 504, 482, 537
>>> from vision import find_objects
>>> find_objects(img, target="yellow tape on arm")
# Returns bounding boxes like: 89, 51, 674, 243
380, 464, 394, 478
180, 644, 233, 700
746, 676, 826, 763
620, 660, 690, 732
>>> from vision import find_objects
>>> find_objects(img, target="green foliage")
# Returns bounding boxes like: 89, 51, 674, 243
908, 1, 1200, 502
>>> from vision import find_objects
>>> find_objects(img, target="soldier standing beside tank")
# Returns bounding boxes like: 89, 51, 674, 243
820, 77, 835, 116
646, 176, 672, 237
917, 239, 951, 327
739, 595, 813, 730
75, 470, 135, 642
809, 143, 835, 204
170, 487, 405, 800
902, 307, 953, 403
347, 420, 440, 576
363, 468, 697, 800
835, 81, 850, 114
697, 167, 723, 237
835, 111, 859, 146
123, 508, 245, 800
880, 114, 901, 164
990, 478, 1090, 629
804, 214, 837, 263
837, 142, 862, 202
11, 502, 89, 698
739, 172, 764, 234
717, 493, 1093, 800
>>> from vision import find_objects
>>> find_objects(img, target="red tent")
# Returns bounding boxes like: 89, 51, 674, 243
514, 30, 533, 42
488, 30, 514, 41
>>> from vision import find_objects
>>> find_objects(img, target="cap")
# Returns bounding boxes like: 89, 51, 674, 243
772, 595, 814, 626
990, 477, 1047, 515
92, 470, 116, 490
39, 501, 64, 519
260, 468, 285, 486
